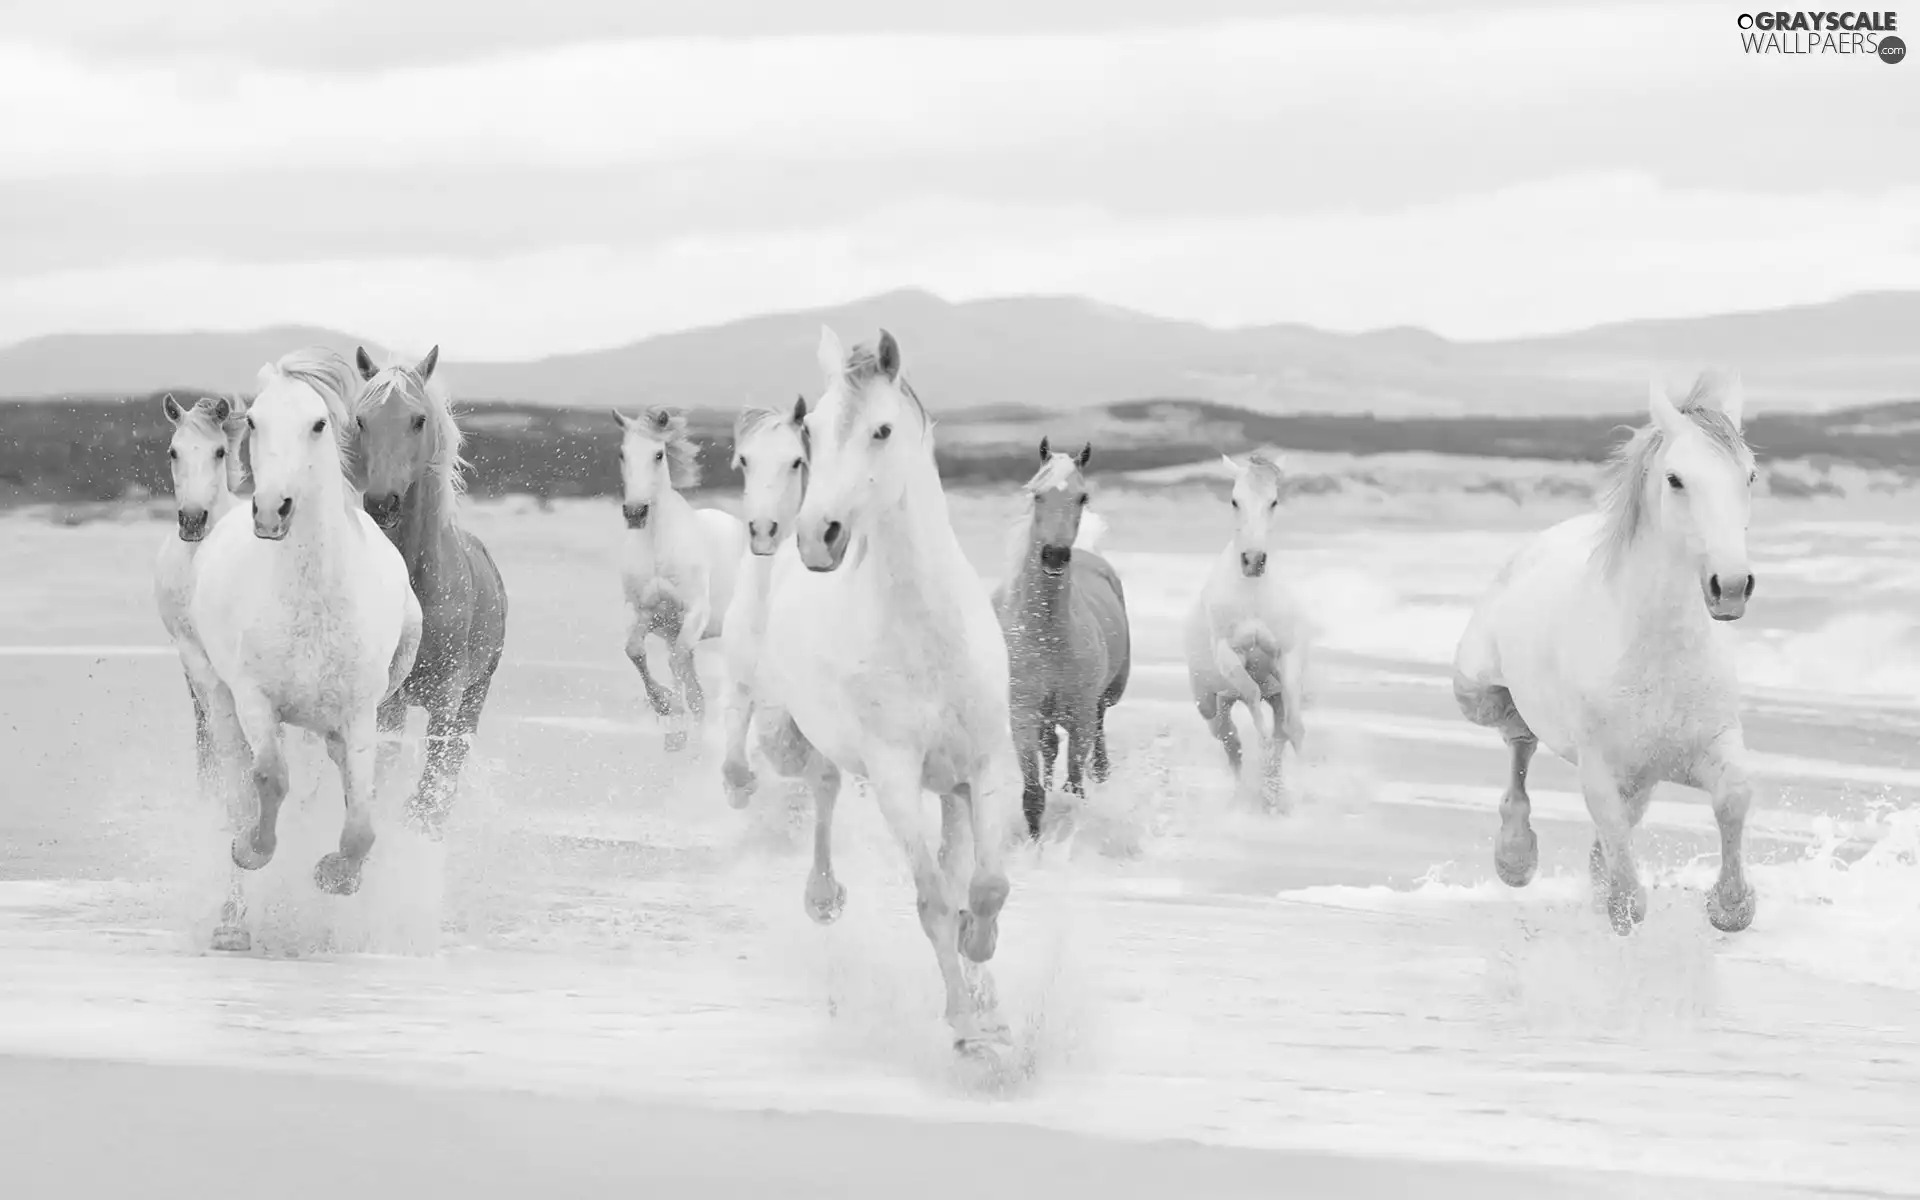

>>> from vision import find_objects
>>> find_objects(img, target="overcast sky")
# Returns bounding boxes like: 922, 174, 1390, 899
1, 0, 1916, 357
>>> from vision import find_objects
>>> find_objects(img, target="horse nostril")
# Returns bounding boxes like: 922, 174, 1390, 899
824, 521, 843, 545
765, 520, 778, 538
1744, 575, 1756, 599
1708, 574, 1722, 600
276, 498, 293, 518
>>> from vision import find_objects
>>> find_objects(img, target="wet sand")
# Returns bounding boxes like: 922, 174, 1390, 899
0, 1055, 1853, 1200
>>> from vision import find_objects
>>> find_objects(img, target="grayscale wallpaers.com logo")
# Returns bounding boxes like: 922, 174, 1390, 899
1737, 10, 1905, 60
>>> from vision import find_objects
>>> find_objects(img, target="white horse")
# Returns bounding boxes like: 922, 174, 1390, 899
189, 349, 422, 945
1453, 373, 1759, 935
1185, 453, 1309, 809
154, 393, 252, 775
756, 327, 1021, 1054
718, 396, 812, 809
614, 406, 747, 753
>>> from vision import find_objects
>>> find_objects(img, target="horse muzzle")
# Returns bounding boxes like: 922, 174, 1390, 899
747, 519, 780, 556
800, 519, 850, 573
252, 496, 294, 541
1240, 550, 1268, 578
363, 492, 403, 531
1039, 544, 1072, 575
176, 508, 209, 542
623, 503, 650, 530
1704, 570, 1754, 622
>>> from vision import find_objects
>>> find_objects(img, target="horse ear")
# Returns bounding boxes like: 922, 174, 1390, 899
791, 394, 807, 425
161, 393, 184, 423
611, 408, 632, 430
875, 329, 901, 382
1038, 436, 1050, 462
416, 345, 439, 383
1647, 378, 1684, 437
1719, 372, 1746, 430
1220, 453, 1240, 477
354, 347, 377, 380
1078, 442, 1093, 469
211, 397, 231, 422
816, 325, 845, 380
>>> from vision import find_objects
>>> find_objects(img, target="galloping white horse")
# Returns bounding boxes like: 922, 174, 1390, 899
154, 392, 251, 777
189, 349, 421, 945
756, 327, 1022, 1054
614, 406, 747, 752
718, 396, 812, 809
1184, 453, 1309, 808
1454, 373, 1759, 935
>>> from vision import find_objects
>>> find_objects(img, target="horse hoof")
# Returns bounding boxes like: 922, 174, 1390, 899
804, 877, 846, 925
210, 924, 252, 953
957, 909, 1000, 964
664, 730, 689, 754
951, 1011, 1013, 1060
1495, 830, 1539, 888
230, 832, 274, 871
1708, 884, 1756, 933
313, 853, 364, 896
404, 802, 446, 840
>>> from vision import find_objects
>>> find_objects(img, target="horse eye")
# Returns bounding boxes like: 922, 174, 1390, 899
1077, 494, 1089, 506
1666, 473, 1684, 490
792, 458, 804, 470
311, 418, 327, 434
245, 416, 255, 431
411, 414, 426, 432
873, 423, 893, 442
168, 448, 178, 460
1230, 498, 1239, 510
215, 448, 226, 460
1748, 470, 1757, 485
1269, 500, 1278, 512
654, 451, 664, 462
738, 455, 749, 470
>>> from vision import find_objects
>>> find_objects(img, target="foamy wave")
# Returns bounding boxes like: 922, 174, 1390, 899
1738, 611, 1920, 702
1279, 808, 1920, 993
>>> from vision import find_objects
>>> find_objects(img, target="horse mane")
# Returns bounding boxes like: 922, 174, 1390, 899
174, 395, 228, 441
1593, 373, 1749, 577
1243, 452, 1284, 492
732, 403, 809, 467
262, 347, 362, 477
355, 357, 470, 506
637, 405, 703, 489
841, 341, 933, 440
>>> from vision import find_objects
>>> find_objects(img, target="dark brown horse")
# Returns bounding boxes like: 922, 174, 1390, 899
352, 345, 509, 833
991, 439, 1131, 839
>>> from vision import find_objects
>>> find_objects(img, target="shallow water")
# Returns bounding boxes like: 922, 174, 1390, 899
1, 495, 1916, 1195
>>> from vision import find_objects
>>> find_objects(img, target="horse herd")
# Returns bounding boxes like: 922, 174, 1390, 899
151, 326, 1763, 1054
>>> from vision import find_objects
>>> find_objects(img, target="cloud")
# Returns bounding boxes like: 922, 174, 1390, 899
0, 6, 1893, 179
5, 173, 1916, 355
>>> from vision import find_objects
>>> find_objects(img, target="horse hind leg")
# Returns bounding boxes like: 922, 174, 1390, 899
666, 640, 704, 755
1038, 723, 1060, 790
407, 674, 490, 836
1090, 704, 1112, 784
1454, 675, 1541, 888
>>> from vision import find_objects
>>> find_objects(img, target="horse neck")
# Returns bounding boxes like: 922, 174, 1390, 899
393, 474, 458, 574
1605, 521, 1703, 635
856, 458, 969, 595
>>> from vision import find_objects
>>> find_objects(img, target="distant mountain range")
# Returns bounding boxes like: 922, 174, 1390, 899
3, 288, 1916, 417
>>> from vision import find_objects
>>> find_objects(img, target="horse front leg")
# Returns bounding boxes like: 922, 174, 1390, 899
1012, 712, 1046, 841
802, 748, 846, 923
719, 677, 758, 808
870, 756, 1000, 1054
1197, 690, 1244, 775
1690, 730, 1758, 933
1580, 752, 1648, 935
624, 616, 676, 732
227, 685, 289, 874
200, 682, 254, 952
316, 714, 378, 896
1063, 701, 1098, 797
